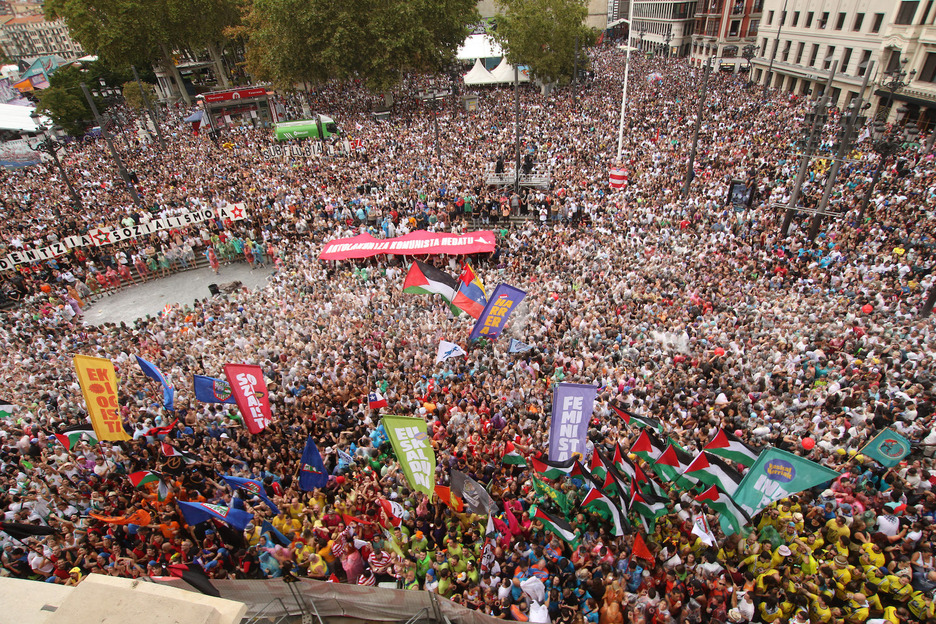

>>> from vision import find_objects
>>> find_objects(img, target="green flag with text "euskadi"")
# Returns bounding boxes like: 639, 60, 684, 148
382, 415, 437, 497
732, 448, 840, 517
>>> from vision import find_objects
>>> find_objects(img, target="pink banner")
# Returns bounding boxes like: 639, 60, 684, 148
223, 364, 273, 434
318, 230, 496, 260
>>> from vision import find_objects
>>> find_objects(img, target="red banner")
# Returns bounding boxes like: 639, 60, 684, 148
319, 230, 496, 261
223, 364, 273, 434
203, 88, 267, 102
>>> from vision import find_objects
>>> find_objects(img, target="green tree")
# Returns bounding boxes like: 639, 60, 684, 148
492, 0, 595, 85
121, 80, 157, 111
243, 0, 478, 92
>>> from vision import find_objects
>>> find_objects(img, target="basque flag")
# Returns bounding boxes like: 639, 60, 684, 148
222, 475, 281, 516
192, 375, 236, 404
135, 355, 175, 411
178, 501, 253, 531
299, 437, 329, 491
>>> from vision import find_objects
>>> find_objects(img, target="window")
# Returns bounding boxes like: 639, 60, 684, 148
760, 38, 768, 56
792, 11, 800, 26
921, 52, 936, 82
841, 48, 853, 73
748, 19, 759, 37
808, 44, 820, 67
853, 13, 864, 30
819, 12, 829, 28
835, 12, 846, 29
729, 20, 741, 36
824, 46, 836, 69
782, 40, 791, 61
768, 10, 774, 24
857, 50, 872, 76
895, 1, 920, 25
806, 11, 814, 27
871, 13, 885, 31
795, 41, 805, 64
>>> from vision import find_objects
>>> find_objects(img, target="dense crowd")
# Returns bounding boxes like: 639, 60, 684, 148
0, 45, 935, 624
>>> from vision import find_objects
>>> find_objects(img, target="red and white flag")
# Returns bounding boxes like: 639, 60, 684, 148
609, 167, 627, 189
223, 363, 273, 434
379, 498, 404, 527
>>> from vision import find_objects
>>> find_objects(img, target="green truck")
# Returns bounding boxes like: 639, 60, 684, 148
273, 114, 340, 141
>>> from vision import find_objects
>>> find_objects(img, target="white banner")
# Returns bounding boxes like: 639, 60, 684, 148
0, 203, 247, 272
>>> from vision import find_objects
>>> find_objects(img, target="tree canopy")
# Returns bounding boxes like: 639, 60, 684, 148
243, 0, 479, 92
492, 0, 595, 84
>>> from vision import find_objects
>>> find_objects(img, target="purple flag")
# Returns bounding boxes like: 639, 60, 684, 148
548, 383, 598, 462
468, 284, 526, 341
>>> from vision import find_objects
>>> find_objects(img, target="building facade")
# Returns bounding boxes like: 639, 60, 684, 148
751, 0, 936, 129
631, 0, 698, 57
689, 0, 763, 70
0, 15, 84, 62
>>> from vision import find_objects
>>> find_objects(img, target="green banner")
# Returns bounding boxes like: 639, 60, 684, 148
532, 476, 571, 516
861, 428, 911, 468
382, 415, 437, 497
732, 448, 840, 517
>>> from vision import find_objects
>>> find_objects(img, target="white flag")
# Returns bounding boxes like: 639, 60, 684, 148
436, 340, 466, 363
692, 513, 716, 546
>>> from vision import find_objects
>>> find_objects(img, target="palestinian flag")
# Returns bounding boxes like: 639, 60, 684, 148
403, 260, 461, 315
146, 419, 178, 437
531, 456, 583, 480
652, 443, 699, 489
589, 449, 609, 482
630, 487, 669, 529
704, 428, 760, 467
582, 486, 625, 536
502, 441, 526, 466
54, 426, 99, 451
631, 430, 664, 462
695, 484, 751, 535
167, 563, 220, 597
128, 470, 170, 501
682, 452, 744, 497
0, 400, 14, 419
160, 442, 198, 464
532, 506, 579, 546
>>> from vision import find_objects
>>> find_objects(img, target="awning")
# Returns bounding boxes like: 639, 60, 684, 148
457, 34, 503, 60
183, 110, 204, 123
319, 230, 496, 260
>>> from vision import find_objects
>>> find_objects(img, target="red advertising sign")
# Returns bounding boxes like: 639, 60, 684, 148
223, 363, 273, 434
203, 88, 268, 103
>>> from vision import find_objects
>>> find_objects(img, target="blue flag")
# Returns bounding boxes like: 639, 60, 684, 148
193, 375, 236, 404
299, 437, 328, 491
260, 520, 292, 546
221, 475, 281, 516
178, 501, 253, 531
136, 355, 175, 411
468, 284, 527, 341
509, 339, 533, 353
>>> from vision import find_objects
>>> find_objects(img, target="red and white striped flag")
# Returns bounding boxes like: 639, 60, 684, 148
609, 167, 627, 189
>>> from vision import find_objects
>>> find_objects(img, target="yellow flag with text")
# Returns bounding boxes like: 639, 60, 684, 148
73, 355, 130, 441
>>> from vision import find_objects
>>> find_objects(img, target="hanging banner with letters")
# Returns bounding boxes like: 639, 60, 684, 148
73, 355, 130, 442
548, 383, 597, 462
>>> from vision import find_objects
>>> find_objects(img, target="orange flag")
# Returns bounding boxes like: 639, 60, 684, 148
90, 509, 152, 526
434, 485, 464, 512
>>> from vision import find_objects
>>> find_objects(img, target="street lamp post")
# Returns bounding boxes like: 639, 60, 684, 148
28, 111, 82, 209
133, 65, 167, 151
665, 31, 672, 58
683, 55, 715, 197
742, 44, 757, 88
856, 116, 919, 223
762, 0, 790, 98
807, 62, 873, 240
81, 82, 143, 209
878, 56, 916, 121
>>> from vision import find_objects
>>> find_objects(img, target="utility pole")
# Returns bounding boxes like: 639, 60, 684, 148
683, 57, 713, 197
808, 61, 872, 240
133, 65, 166, 151
81, 82, 143, 209
779, 61, 838, 237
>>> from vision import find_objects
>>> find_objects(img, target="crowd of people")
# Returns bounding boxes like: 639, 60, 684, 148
0, 43, 935, 624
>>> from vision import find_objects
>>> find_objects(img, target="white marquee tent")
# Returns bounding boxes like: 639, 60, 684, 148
489, 59, 530, 83
456, 34, 503, 61
462, 59, 498, 86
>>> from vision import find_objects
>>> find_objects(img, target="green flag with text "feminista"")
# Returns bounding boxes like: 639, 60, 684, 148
382, 415, 437, 497
861, 428, 912, 468
732, 447, 840, 517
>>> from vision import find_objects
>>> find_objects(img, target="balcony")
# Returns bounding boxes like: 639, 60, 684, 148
730, 1, 745, 15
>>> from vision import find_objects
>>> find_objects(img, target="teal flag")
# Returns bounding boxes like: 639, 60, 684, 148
382, 415, 437, 497
732, 448, 840, 517
861, 428, 911, 468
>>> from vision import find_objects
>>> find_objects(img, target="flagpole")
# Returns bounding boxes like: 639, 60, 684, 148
615, 0, 634, 162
